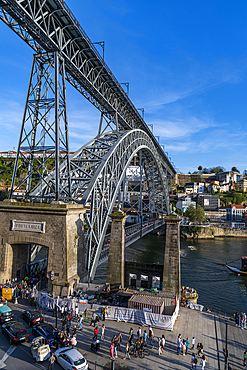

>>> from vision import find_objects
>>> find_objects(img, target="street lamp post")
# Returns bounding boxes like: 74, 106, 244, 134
55, 303, 58, 330
224, 319, 229, 370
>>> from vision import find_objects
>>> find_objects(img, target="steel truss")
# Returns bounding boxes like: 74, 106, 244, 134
10, 51, 71, 200
31, 129, 170, 279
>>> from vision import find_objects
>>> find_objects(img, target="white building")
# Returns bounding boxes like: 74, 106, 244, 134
184, 182, 204, 194
216, 171, 243, 184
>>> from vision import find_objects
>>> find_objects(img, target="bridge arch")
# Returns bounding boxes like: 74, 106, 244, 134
1, 235, 53, 284
76, 129, 171, 279
29, 129, 171, 280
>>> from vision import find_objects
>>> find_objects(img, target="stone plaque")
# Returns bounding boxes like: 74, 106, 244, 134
11, 220, 46, 233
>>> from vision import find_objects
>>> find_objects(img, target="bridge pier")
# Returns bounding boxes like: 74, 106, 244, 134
106, 210, 127, 290
0, 200, 86, 296
163, 215, 181, 297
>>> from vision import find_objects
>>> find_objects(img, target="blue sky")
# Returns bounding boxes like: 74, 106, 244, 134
1, 0, 247, 173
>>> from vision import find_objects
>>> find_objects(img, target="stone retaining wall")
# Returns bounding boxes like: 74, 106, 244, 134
181, 225, 247, 239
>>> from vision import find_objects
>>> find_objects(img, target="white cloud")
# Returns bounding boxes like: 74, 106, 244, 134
149, 116, 218, 139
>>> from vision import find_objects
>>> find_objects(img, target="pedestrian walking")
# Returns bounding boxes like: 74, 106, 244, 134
137, 327, 141, 339
66, 324, 70, 336
191, 336, 195, 350
161, 335, 165, 350
143, 330, 148, 346
47, 353, 55, 370
79, 314, 83, 330
101, 324, 105, 342
112, 335, 118, 357
60, 305, 64, 318
243, 312, 246, 328
70, 335, 77, 349
200, 343, 204, 356
90, 311, 97, 327
93, 326, 98, 341
149, 326, 154, 346
128, 327, 134, 345
197, 343, 202, 357
200, 354, 206, 369
110, 342, 114, 359
75, 305, 79, 319
158, 338, 162, 355
182, 340, 186, 356
177, 334, 182, 355
68, 313, 72, 328
123, 342, 131, 360
191, 353, 198, 370
186, 337, 190, 355
117, 332, 122, 351
241, 315, 244, 329
72, 325, 77, 336
135, 338, 141, 357
102, 306, 107, 321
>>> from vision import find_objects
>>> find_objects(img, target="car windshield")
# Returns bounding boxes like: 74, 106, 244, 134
46, 332, 57, 340
16, 329, 27, 338
74, 358, 86, 366
2, 311, 12, 317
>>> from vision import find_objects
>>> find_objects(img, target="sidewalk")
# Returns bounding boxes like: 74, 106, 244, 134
8, 300, 246, 370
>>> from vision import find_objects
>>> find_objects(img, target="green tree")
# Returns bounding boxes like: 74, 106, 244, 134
185, 204, 197, 222
210, 166, 224, 173
185, 204, 206, 222
195, 204, 206, 222
198, 165, 202, 171
235, 193, 244, 205
231, 166, 239, 173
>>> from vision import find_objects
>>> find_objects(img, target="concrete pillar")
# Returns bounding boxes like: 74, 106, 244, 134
106, 211, 127, 290
163, 215, 181, 297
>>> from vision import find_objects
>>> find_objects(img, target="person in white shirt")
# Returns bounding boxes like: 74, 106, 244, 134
161, 335, 165, 350
201, 355, 206, 369
75, 305, 79, 319
101, 324, 105, 341
191, 336, 195, 350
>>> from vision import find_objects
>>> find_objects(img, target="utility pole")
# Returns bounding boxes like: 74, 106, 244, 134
224, 319, 229, 370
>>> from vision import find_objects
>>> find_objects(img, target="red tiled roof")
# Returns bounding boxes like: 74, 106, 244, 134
222, 204, 246, 209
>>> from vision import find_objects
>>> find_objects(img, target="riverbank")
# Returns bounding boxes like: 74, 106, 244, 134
181, 225, 247, 239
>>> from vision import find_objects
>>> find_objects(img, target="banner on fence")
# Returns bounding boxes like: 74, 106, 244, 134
37, 292, 179, 330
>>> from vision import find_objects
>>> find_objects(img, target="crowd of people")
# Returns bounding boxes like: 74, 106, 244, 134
0, 279, 36, 304
177, 334, 207, 369
234, 311, 246, 329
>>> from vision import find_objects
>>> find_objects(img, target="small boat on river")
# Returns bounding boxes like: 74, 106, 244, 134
225, 256, 247, 276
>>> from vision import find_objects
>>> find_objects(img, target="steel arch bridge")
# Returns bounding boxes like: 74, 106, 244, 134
32, 129, 170, 277
0, 0, 176, 280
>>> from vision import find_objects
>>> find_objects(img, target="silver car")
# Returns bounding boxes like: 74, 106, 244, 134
54, 348, 88, 370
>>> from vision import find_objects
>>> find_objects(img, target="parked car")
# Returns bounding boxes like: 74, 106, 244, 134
32, 323, 58, 346
2, 321, 29, 344
0, 304, 14, 325
30, 336, 51, 362
22, 310, 44, 326
54, 348, 88, 370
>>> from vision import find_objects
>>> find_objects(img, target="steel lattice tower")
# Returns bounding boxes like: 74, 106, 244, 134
10, 52, 71, 201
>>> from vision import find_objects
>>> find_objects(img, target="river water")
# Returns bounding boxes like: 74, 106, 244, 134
95, 234, 247, 316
